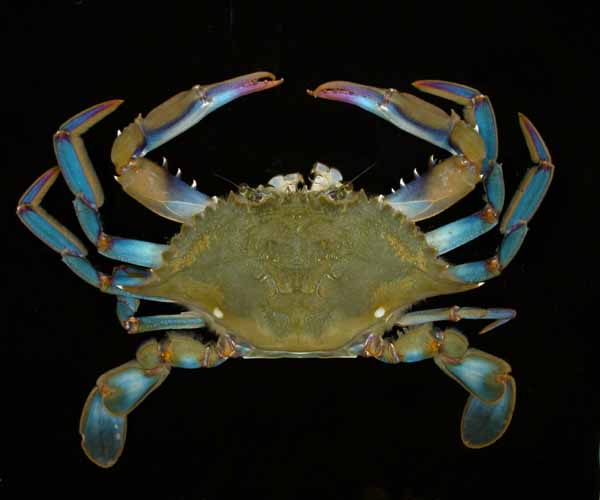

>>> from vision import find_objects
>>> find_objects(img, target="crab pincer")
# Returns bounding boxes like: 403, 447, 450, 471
111, 72, 283, 223
309, 81, 486, 220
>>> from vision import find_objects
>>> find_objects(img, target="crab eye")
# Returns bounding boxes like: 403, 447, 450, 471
326, 188, 346, 200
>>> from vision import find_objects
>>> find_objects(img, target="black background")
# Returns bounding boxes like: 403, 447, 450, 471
3, 2, 596, 499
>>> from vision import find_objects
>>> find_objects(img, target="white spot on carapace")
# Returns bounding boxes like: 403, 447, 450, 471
213, 307, 224, 319
116, 129, 122, 136
176, 168, 182, 178
374, 307, 386, 318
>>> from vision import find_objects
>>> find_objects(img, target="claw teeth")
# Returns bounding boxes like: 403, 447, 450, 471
162, 157, 168, 168
191, 179, 197, 189
176, 168, 182, 178
391, 187, 396, 193
116, 129, 122, 136
428, 155, 437, 168
400, 178, 406, 187
413, 168, 420, 178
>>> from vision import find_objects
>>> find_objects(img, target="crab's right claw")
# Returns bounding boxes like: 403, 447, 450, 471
309, 81, 485, 220
111, 72, 283, 223
112, 71, 284, 169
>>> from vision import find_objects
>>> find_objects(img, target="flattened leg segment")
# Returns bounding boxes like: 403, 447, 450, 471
79, 332, 237, 467
365, 325, 515, 447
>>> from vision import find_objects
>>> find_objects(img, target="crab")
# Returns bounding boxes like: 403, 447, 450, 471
17, 71, 554, 468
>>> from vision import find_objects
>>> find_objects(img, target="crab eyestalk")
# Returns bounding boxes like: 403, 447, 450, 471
111, 72, 284, 223
308, 80, 486, 220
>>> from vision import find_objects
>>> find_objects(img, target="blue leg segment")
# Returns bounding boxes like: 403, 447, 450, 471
412, 80, 499, 176
54, 100, 123, 208
367, 325, 516, 448
413, 80, 509, 256
80, 331, 237, 467
309, 78, 489, 221
79, 388, 127, 468
447, 114, 553, 283
114, 295, 205, 333
396, 306, 516, 334
461, 375, 516, 448
17, 168, 172, 300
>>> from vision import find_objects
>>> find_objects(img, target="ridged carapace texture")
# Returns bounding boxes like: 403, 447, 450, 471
127, 189, 472, 351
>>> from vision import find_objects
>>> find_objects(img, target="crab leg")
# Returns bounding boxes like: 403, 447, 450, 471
50, 101, 170, 267
80, 332, 237, 467
396, 306, 516, 334
115, 295, 205, 333
448, 115, 553, 283
111, 72, 283, 223
17, 173, 169, 300
309, 80, 487, 220
364, 325, 515, 447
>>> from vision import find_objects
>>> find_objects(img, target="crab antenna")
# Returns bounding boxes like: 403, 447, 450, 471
213, 172, 242, 190
347, 162, 377, 185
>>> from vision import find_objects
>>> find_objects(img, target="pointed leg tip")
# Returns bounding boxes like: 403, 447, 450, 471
59, 99, 124, 134
18, 166, 61, 206
518, 113, 552, 163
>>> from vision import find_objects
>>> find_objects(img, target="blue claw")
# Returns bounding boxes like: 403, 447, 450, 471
462, 375, 516, 448
309, 80, 457, 154
114, 158, 212, 224
112, 72, 283, 170
54, 100, 123, 208
79, 388, 127, 468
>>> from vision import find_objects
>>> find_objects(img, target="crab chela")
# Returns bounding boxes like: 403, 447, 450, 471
17, 71, 554, 467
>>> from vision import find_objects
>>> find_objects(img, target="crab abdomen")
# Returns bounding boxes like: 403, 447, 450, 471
127, 191, 470, 351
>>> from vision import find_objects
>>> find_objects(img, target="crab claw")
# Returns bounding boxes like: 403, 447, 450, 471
309, 80, 484, 162
309, 80, 485, 220
111, 72, 283, 223
112, 71, 284, 171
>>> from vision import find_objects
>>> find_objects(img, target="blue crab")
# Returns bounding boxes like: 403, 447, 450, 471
17, 71, 553, 467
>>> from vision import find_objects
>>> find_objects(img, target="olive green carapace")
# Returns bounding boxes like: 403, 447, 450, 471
127, 189, 470, 352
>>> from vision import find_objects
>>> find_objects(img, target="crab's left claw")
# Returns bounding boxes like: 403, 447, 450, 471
309, 81, 486, 220
111, 72, 283, 223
